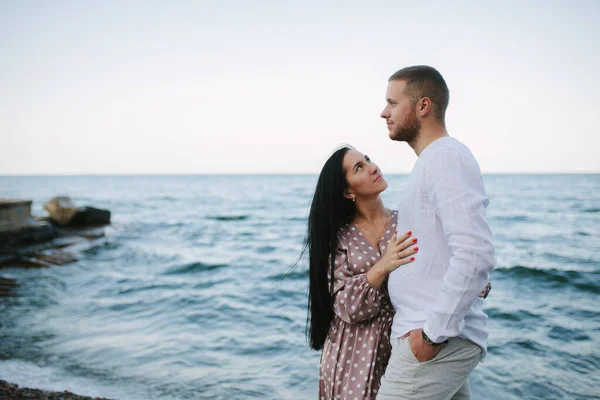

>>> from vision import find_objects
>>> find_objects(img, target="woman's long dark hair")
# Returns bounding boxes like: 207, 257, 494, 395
306, 146, 355, 350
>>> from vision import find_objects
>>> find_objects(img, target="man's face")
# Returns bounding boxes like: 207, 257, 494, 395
380, 80, 420, 143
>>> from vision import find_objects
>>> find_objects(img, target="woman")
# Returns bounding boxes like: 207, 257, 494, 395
306, 146, 417, 399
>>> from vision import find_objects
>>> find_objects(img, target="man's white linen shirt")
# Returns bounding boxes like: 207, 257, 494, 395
388, 136, 496, 355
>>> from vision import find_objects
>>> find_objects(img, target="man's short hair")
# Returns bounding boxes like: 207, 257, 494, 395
389, 66, 449, 123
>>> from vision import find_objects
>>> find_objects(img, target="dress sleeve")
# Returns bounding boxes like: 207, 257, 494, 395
330, 240, 386, 324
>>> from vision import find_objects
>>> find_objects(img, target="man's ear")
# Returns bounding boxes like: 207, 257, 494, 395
418, 97, 433, 117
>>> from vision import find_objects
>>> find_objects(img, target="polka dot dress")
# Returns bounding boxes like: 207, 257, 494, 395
318, 211, 398, 400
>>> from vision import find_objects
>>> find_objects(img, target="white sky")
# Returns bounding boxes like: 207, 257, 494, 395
1, 0, 599, 174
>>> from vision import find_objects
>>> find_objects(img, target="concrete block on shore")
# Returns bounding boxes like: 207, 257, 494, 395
0, 199, 33, 232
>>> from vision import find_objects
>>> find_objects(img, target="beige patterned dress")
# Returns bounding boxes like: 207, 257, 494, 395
319, 211, 398, 400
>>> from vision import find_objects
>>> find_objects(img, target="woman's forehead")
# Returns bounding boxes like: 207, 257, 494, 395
344, 149, 364, 163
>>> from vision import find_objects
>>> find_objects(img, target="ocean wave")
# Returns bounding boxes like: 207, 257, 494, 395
268, 268, 309, 281
207, 215, 249, 221
163, 261, 229, 275
487, 308, 544, 323
193, 278, 227, 290
506, 339, 550, 354
82, 241, 122, 255
117, 283, 184, 296
256, 245, 277, 254
494, 265, 599, 293
148, 196, 178, 201
575, 231, 591, 236
492, 215, 532, 222
550, 306, 600, 321
547, 325, 591, 342
126, 221, 188, 233
541, 252, 599, 266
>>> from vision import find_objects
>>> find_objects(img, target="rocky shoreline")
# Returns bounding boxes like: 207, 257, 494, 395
0, 380, 113, 400
1, 199, 114, 398
0, 197, 112, 297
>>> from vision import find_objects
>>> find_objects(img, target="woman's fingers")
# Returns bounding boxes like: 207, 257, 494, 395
394, 253, 416, 267
398, 237, 418, 252
386, 231, 417, 262
397, 246, 418, 261
393, 231, 412, 245
390, 232, 417, 252
387, 231, 412, 249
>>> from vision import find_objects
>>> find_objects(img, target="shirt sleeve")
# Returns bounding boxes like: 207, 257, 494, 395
330, 240, 386, 324
422, 147, 496, 343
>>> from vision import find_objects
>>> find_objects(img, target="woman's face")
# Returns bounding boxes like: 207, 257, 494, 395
342, 149, 388, 200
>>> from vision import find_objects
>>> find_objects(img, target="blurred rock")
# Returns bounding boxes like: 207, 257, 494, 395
0, 220, 56, 250
44, 197, 78, 226
43, 197, 111, 227
68, 207, 111, 227
0, 197, 110, 274
0, 380, 113, 399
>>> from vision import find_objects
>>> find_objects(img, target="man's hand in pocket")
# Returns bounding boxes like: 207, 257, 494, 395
408, 329, 442, 362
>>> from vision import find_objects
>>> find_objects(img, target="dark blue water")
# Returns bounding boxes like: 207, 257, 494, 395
1, 174, 599, 399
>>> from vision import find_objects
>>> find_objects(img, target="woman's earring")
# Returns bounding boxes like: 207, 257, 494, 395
352, 198, 356, 202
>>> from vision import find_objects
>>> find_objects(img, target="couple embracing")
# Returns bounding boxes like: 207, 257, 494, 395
305, 66, 496, 400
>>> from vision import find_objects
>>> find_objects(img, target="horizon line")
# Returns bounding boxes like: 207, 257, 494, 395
1, 171, 599, 177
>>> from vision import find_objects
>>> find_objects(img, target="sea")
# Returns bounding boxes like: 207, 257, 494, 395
0, 174, 599, 400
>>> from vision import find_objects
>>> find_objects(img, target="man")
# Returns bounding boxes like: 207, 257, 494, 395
377, 66, 496, 399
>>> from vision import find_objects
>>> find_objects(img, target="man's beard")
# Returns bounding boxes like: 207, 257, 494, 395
391, 108, 420, 143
